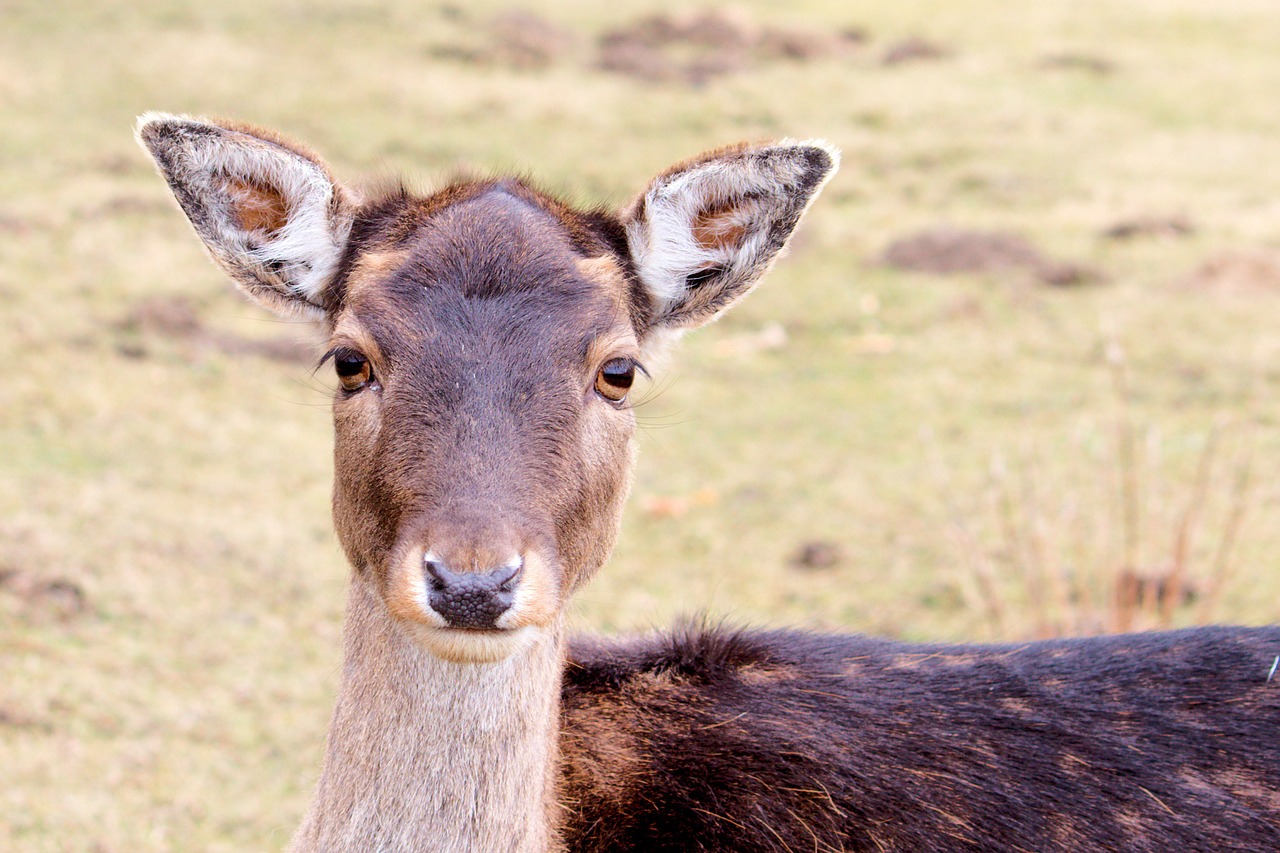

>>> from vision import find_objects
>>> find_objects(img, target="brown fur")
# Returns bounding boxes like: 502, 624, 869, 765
222, 174, 290, 233
692, 201, 752, 250
559, 624, 1280, 852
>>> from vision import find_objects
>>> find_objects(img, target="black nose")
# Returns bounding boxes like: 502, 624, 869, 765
424, 557, 522, 629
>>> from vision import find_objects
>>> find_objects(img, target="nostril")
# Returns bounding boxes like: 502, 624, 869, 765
424, 559, 449, 591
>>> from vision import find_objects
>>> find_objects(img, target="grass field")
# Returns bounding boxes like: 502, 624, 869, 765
4, 0, 1280, 849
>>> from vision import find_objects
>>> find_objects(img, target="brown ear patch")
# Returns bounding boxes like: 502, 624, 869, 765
692, 201, 755, 251
222, 175, 290, 235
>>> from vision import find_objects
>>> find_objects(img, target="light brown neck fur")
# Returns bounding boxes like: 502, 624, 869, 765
289, 578, 565, 853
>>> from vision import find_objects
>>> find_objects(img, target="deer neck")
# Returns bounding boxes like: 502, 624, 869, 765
290, 576, 564, 853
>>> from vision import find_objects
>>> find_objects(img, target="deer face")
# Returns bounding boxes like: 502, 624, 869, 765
324, 188, 646, 661
138, 114, 836, 662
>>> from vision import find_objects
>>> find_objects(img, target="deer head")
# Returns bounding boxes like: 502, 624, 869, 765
138, 114, 837, 664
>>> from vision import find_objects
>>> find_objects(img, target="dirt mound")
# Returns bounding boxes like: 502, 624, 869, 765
1038, 53, 1116, 75
597, 10, 863, 85
881, 37, 949, 66
117, 295, 315, 363
0, 211, 30, 234
427, 9, 873, 83
1177, 250, 1280, 295
0, 567, 87, 622
761, 25, 868, 61
1101, 214, 1193, 240
121, 294, 203, 338
789, 540, 844, 571
880, 227, 1099, 286
428, 10, 575, 69
486, 10, 575, 69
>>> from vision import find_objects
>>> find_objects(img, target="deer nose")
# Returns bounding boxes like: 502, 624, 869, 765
423, 556, 523, 629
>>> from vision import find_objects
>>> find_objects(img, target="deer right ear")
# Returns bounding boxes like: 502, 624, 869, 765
135, 113, 354, 319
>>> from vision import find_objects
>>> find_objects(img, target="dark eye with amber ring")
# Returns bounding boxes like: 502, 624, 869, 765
328, 348, 376, 393
595, 357, 638, 404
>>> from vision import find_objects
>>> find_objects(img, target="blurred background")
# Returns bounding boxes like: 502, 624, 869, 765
3, 0, 1280, 848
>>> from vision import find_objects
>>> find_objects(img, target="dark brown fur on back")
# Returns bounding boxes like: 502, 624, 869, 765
561, 624, 1280, 852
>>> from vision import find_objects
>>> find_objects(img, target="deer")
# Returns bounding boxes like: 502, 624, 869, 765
136, 113, 1280, 853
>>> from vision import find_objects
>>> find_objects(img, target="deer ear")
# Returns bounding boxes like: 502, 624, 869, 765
135, 113, 354, 319
622, 140, 838, 335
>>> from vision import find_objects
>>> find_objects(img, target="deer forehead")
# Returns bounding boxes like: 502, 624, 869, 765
332, 187, 641, 367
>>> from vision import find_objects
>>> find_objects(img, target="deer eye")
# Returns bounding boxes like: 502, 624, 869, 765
595, 357, 636, 404
333, 349, 374, 392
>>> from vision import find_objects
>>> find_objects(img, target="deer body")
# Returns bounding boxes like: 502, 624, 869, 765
561, 624, 1280, 851
137, 115, 1280, 852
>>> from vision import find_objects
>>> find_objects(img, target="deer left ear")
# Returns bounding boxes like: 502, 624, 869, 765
622, 140, 838, 335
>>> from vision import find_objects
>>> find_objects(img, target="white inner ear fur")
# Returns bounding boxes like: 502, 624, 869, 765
626, 163, 767, 312
624, 141, 836, 314
196, 139, 349, 311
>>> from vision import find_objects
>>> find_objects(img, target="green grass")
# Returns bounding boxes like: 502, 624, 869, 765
4, 0, 1280, 848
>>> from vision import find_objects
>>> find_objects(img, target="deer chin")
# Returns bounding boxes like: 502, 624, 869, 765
401, 622, 544, 664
